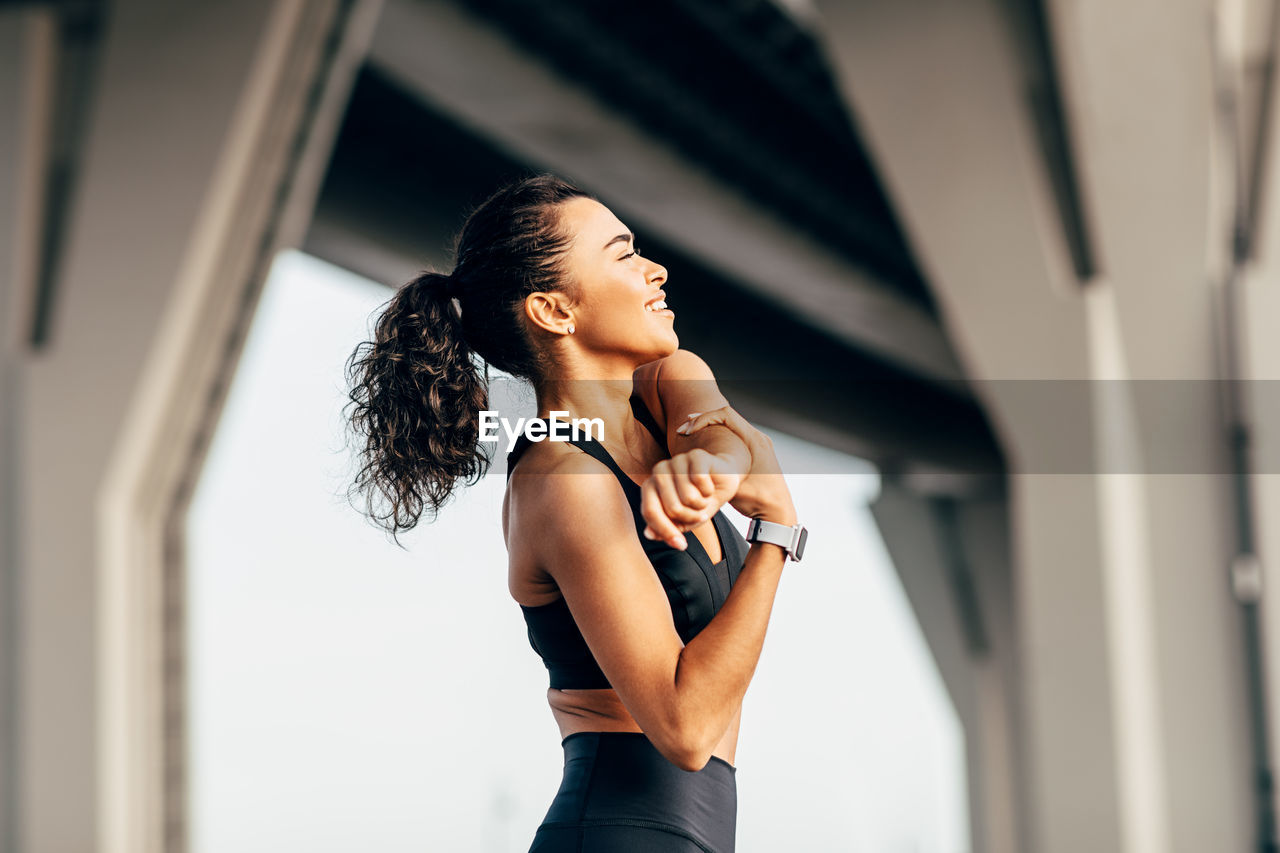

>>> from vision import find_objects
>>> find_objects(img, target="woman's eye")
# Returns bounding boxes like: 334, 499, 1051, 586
621, 247, 642, 260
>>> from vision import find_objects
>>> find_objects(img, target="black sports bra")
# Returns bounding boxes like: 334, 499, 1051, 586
507, 392, 749, 690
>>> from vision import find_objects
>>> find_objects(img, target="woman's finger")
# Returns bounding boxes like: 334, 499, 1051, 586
674, 411, 703, 435
677, 406, 740, 435
676, 406, 758, 453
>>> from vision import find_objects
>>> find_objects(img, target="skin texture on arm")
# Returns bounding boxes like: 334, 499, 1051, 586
529, 453, 703, 769
635, 349, 751, 475
633, 349, 750, 546
634, 348, 795, 543
531, 451, 790, 772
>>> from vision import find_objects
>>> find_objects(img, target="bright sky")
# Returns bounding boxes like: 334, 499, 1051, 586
186, 249, 970, 852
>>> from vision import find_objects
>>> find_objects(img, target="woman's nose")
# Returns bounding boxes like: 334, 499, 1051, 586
647, 259, 667, 285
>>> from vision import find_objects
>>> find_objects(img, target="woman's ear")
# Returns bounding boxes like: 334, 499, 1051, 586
523, 291, 575, 336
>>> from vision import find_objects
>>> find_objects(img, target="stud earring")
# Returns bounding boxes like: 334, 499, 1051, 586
567, 324, 575, 335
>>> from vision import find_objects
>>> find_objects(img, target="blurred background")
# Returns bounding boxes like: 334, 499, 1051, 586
2, 0, 1279, 851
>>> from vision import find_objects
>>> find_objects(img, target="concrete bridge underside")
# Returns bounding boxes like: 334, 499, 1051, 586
2, 1, 1278, 851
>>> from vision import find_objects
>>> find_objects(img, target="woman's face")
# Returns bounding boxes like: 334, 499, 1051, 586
548, 196, 677, 365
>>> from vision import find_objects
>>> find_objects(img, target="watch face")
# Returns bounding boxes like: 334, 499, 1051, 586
794, 527, 808, 561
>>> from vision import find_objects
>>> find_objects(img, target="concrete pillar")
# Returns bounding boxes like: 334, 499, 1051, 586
1044, 2, 1253, 849
814, 0, 1252, 849
1231, 0, 1280, 833
870, 483, 1025, 853
7, 1, 380, 850
1, 9, 57, 853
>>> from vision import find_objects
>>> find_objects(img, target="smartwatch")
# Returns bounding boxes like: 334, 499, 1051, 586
744, 517, 808, 562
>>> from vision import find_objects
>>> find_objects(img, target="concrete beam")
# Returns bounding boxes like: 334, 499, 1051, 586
365, 0, 965, 385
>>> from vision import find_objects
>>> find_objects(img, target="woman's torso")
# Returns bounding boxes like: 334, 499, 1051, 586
503, 393, 746, 767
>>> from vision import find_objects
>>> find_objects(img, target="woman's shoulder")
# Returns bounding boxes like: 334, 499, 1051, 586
507, 442, 637, 561
505, 436, 631, 541
633, 349, 718, 391
632, 348, 719, 425
506, 437, 623, 503
633, 349, 728, 439
506, 436, 578, 489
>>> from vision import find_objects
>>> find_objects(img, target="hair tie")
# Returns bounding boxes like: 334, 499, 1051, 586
439, 273, 465, 330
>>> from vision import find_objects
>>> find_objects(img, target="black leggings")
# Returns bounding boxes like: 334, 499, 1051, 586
528, 731, 738, 853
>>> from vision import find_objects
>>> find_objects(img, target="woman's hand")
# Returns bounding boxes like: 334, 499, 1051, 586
640, 449, 742, 549
678, 406, 795, 525
640, 405, 796, 548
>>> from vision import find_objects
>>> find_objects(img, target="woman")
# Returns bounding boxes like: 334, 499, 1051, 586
345, 173, 803, 852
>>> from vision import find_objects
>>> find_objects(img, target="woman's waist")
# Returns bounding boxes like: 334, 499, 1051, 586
549, 688, 738, 768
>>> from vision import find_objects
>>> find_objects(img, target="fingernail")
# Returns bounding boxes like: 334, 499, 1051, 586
676, 423, 688, 434
643, 527, 656, 540
685, 412, 701, 420
674, 534, 687, 550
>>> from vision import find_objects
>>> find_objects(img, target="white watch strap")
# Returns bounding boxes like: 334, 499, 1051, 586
745, 517, 807, 562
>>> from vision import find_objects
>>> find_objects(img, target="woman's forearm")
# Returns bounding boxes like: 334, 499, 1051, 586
651, 393, 798, 769
668, 421, 752, 475
668, 535, 791, 769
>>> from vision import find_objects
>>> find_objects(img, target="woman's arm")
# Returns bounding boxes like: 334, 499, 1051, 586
634, 349, 751, 474
530, 454, 792, 772
633, 350, 754, 546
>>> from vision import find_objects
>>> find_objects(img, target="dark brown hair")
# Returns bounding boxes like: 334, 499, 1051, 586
343, 172, 595, 544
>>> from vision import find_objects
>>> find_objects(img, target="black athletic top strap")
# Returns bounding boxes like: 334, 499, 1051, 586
506, 392, 665, 480
629, 391, 667, 449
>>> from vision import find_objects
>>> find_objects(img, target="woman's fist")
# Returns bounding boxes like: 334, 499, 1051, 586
639, 448, 742, 549
640, 405, 796, 549
675, 406, 795, 525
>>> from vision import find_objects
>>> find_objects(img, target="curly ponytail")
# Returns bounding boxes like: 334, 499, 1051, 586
343, 172, 594, 543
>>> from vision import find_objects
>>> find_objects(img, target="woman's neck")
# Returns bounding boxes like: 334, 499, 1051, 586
535, 373, 640, 451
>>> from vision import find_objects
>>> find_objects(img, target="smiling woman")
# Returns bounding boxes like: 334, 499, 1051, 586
343, 172, 802, 852
188, 247, 967, 853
